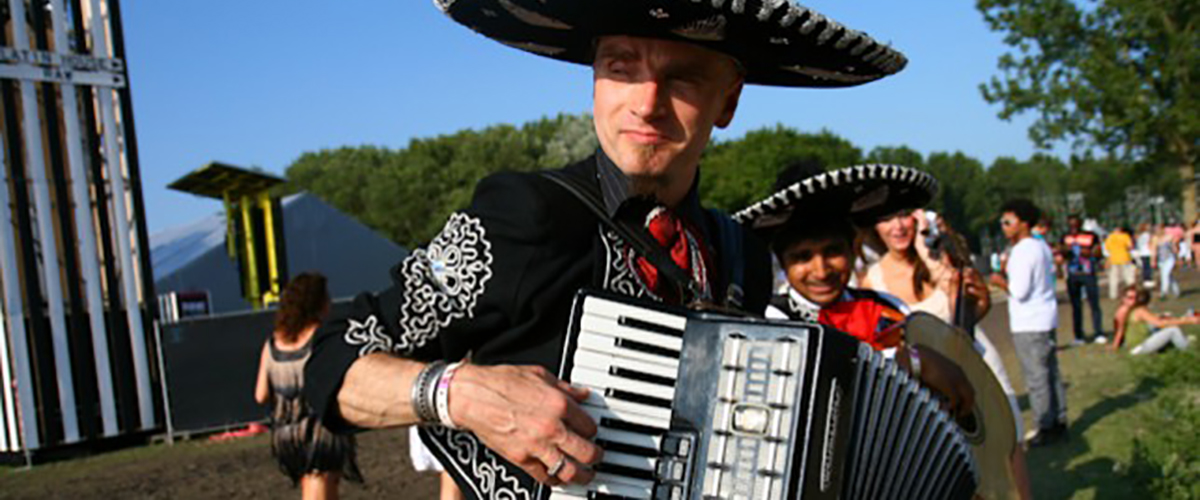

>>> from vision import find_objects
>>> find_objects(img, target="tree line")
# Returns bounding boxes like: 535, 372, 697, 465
281, 113, 1177, 251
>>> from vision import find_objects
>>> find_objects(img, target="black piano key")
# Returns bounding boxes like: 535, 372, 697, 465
614, 337, 681, 359
605, 388, 673, 409
595, 461, 656, 481
609, 366, 676, 387
618, 315, 684, 338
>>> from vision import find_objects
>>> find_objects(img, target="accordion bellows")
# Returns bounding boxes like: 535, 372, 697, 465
547, 290, 977, 500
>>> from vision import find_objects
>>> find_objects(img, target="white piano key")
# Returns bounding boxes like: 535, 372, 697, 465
584, 297, 687, 331
560, 477, 653, 499
582, 390, 673, 423
572, 349, 679, 381
578, 331, 681, 368
548, 491, 588, 500
596, 426, 663, 451
602, 449, 657, 472
593, 472, 656, 495
583, 402, 670, 431
582, 313, 683, 351
572, 366, 677, 401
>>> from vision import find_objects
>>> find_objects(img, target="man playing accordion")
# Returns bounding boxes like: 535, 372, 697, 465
297, 1, 962, 498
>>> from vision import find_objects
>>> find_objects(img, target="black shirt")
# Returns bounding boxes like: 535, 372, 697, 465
303, 151, 771, 499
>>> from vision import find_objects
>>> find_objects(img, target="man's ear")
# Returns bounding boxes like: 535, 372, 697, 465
715, 79, 744, 129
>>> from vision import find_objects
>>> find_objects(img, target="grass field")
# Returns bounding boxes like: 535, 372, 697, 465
1, 269, 1197, 499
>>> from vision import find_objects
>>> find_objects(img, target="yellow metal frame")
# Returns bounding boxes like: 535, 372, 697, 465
170, 163, 285, 310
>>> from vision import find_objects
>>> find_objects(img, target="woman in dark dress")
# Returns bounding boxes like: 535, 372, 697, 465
255, 273, 362, 499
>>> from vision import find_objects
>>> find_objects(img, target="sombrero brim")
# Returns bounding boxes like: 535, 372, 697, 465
734, 164, 937, 229
435, 0, 907, 88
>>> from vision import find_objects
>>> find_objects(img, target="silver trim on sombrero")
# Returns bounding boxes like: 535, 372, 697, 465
496, 39, 567, 56
732, 164, 938, 225
673, 15, 728, 41
497, 0, 572, 29
438, 0, 907, 85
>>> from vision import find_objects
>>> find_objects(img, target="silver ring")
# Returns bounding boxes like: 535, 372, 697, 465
547, 456, 567, 477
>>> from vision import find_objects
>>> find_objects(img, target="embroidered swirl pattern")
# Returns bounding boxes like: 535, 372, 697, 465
395, 213, 494, 354
425, 426, 532, 500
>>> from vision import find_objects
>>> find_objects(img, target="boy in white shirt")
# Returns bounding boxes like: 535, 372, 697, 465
990, 198, 1068, 447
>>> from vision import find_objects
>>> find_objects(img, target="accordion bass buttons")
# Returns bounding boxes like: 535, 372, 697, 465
731, 403, 772, 436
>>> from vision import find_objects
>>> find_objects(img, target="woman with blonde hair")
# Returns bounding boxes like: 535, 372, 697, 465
255, 272, 362, 499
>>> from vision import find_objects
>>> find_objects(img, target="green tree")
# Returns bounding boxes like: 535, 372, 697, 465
922, 152, 991, 243
700, 126, 861, 212
977, 0, 1199, 223
865, 145, 926, 170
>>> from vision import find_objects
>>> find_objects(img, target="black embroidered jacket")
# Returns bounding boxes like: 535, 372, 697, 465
303, 153, 772, 499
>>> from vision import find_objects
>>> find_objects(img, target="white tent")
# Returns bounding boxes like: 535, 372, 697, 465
151, 192, 408, 315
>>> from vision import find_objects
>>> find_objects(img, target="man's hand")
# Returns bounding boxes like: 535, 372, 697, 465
901, 344, 976, 418
959, 268, 991, 319
448, 364, 603, 486
988, 272, 1007, 291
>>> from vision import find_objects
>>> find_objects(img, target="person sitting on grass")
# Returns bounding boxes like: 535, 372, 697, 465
1110, 284, 1197, 355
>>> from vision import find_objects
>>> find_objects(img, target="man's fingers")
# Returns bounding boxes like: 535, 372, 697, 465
557, 380, 591, 402
555, 425, 604, 466
553, 456, 597, 485
560, 395, 599, 440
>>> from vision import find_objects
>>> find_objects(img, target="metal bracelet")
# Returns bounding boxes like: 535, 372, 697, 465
411, 360, 446, 424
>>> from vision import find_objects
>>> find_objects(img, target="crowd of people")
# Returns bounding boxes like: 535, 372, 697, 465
241, 1, 1195, 499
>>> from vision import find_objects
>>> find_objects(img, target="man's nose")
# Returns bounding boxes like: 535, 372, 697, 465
630, 79, 667, 120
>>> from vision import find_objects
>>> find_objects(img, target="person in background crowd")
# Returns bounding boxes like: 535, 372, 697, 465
990, 199, 1068, 447
255, 272, 362, 499
1180, 219, 1197, 269
1060, 214, 1106, 345
1104, 226, 1136, 299
1134, 222, 1154, 288
1032, 218, 1051, 241
1189, 219, 1200, 270
1152, 224, 1181, 299
1110, 285, 1196, 355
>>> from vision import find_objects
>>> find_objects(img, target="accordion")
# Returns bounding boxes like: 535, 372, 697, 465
541, 290, 978, 500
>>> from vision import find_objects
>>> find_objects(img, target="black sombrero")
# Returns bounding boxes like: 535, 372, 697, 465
734, 164, 937, 230
434, 0, 906, 88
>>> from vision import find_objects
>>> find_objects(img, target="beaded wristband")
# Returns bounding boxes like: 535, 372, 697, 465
411, 360, 446, 424
435, 361, 464, 429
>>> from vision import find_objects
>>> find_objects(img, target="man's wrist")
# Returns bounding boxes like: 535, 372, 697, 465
411, 360, 447, 425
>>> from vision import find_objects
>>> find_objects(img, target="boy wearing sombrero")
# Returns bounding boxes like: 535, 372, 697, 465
737, 160, 973, 406
303, 1, 908, 497
739, 160, 1033, 498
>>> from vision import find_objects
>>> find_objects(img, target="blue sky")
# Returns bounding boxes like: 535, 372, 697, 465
124, 1, 1053, 233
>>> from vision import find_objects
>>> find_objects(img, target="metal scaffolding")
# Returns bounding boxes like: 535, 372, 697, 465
0, 0, 159, 454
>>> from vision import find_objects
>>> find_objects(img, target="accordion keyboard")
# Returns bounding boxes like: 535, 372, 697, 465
544, 291, 978, 500
551, 296, 689, 500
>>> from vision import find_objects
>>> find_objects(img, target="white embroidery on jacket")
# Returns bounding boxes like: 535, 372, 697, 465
396, 213, 495, 354
342, 315, 392, 357
425, 426, 531, 500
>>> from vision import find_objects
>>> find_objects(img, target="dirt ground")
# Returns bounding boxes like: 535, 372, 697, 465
0, 427, 437, 499
1, 268, 1196, 499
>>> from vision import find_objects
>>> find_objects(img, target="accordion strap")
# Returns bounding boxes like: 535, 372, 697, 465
540, 169, 702, 303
